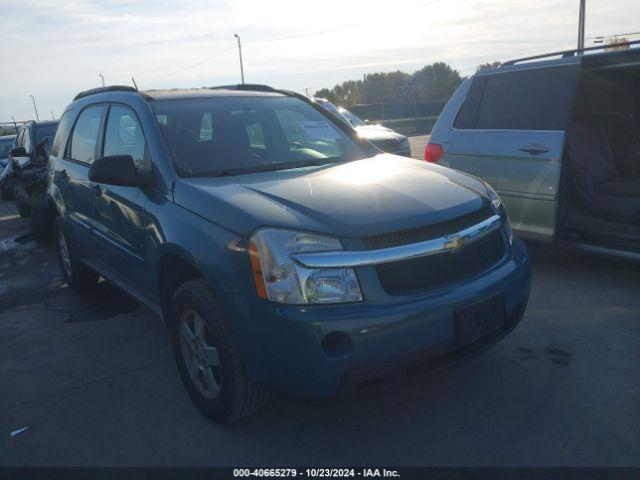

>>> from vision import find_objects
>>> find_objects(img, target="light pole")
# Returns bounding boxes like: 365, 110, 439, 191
29, 95, 39, 121
577, 0, 586, 51
99, 73, 105, 87
234, 34, 245, 84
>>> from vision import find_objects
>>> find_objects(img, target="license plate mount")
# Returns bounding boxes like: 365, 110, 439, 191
454, 294, 506, 345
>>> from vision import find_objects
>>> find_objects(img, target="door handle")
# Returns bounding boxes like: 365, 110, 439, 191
519, 145, 550, 155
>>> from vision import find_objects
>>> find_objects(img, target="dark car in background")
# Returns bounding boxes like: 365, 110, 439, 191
1, 120, 59, 240
0, 134, 16, 200
314, 97, 411, 156
0, 134, 15, 168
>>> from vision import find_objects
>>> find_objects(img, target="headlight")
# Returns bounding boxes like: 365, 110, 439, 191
484, 182, 513, 244
249, 228, 363, 304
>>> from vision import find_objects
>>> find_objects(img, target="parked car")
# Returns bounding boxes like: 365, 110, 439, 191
0, 134, 16, 200
429, 41, 640, 260
0, 134, 15, 168
0, 120, 58, 240
313, 97, 411, 156
47, 84, 530, 422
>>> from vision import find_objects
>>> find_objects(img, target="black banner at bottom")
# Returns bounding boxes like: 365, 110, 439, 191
0, 468, 638, 480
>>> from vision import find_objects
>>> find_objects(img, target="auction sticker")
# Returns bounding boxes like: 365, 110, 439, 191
297, 121, 340, 139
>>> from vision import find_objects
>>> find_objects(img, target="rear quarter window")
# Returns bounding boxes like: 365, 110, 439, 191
51, 111, 74, 157
454, 67, 577, 131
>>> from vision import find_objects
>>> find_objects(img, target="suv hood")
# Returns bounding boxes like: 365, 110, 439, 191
173, 154, 489, 239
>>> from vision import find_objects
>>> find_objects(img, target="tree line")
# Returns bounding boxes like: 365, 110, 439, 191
314, 62, 463, 106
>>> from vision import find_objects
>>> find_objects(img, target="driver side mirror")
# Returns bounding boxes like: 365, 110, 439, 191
88, 155, 147, 188
10, 146, 29, 158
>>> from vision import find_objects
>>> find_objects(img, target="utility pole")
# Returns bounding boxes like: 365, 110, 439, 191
51, 110, 55, 120
99, 73, 105, 87
577, 0, 586, 51
234, 34, 245, 84
305, 88, 310, 97
11, 116, 18, 129
29, 95, 39, 121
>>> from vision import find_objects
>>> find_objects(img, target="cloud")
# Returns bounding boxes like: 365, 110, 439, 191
1, 0, 639, 121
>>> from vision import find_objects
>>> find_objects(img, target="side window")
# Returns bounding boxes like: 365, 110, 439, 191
69, 105, 105, 163
15, 128, 24, 147
103, 105, 146, 169
453, 77, 486, 129
23, 127, 32, 153
51, 111, 74, 157
474, 68, 575, 131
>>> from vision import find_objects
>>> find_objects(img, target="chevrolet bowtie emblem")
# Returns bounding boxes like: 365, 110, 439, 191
444, 235, 465, 252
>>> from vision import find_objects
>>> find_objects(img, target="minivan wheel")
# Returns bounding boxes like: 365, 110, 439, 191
54, 217, 99, 291
169, 279, 269, 423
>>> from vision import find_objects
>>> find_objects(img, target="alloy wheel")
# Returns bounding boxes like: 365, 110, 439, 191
179, 309, 222, 399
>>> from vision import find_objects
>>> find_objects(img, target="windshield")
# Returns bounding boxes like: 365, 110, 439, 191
152, 96, 368, 177
338, 107, 366, 127
0, 138, 14, 158
36, 124, 58, 153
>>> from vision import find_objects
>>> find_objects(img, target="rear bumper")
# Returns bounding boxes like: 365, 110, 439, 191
231, 238, 531, 398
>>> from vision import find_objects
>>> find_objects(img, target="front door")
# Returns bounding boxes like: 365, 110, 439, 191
89, 104, 151, 295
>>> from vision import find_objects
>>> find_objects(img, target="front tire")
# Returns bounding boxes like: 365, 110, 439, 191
169, 279, 269, 423
54, 217, 99, 291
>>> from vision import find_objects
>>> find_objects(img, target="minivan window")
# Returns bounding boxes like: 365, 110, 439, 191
103, 105, 146, 169
455, 67, 576, 131
152, 96, 368, 177
69, 106, 105, 164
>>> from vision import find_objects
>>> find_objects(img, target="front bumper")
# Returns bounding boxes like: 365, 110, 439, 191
232, 238, 531, 398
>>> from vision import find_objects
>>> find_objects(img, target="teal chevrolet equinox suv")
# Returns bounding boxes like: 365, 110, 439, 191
46, 84, 531, 422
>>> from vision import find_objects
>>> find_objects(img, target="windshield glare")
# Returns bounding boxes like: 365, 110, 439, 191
338, 108, 366, 127
152, 96, 368, 177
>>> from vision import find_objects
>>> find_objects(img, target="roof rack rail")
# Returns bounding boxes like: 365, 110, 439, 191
73, 85, 145, 101
502, 39, 640, 66
208, 84, 277, 92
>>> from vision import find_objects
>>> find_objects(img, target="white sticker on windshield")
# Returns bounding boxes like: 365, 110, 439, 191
297, 121, 340, 139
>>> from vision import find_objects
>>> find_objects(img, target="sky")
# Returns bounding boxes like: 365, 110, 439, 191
1, 0, 638, 122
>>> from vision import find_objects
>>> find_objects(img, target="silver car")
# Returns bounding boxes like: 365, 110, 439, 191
313, 98, 411, 156
428, 41, 640, 261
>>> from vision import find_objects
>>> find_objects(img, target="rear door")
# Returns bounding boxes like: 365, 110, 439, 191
441, 64, 579, 242
60, 104, 107, 256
